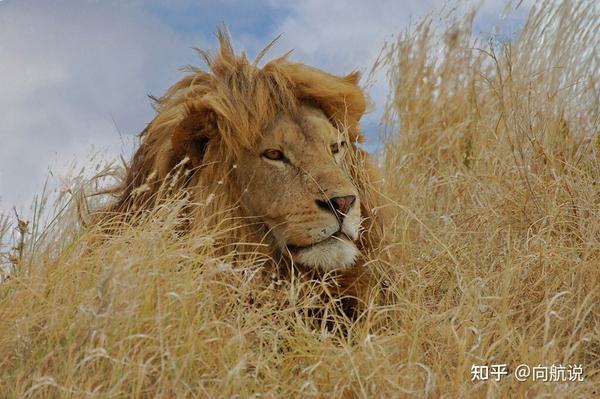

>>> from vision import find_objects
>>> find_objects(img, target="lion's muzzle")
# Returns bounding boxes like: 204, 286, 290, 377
281, 192, 361, 272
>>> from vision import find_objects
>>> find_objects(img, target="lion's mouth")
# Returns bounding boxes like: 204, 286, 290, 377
286, 230, 351, 252
284, 229, 359, 271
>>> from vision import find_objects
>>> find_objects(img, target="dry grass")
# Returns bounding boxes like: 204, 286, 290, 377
1, 2, 599, 398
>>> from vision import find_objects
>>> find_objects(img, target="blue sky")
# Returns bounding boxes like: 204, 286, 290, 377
0, 0, 532, 214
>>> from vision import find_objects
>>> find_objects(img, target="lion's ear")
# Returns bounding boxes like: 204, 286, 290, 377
344, 71, 361, 85
277, 63, 366, 137
322, 71, 365, 141
171, 101, 218, 167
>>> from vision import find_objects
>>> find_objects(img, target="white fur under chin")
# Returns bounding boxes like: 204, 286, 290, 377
293, 238, 359, 272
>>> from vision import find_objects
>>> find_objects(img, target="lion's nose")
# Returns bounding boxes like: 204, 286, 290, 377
331, 195, 356, 215
316, 195, 356, 218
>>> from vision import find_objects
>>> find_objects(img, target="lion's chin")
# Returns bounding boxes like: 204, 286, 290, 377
290, 237, 359, 272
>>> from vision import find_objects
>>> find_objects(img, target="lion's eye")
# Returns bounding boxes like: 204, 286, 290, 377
331, 141, 346, 155
262, 149, 285, 161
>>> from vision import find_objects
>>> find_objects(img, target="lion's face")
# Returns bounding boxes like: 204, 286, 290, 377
235, 105, 361, 271
111, 35, 377, 273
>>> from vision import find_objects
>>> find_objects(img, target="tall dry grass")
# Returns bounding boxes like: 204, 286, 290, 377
1, 1, 599, 397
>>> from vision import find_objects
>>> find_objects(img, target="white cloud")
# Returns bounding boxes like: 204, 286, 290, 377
0, 0, 204, 214
267, 0, 434, 70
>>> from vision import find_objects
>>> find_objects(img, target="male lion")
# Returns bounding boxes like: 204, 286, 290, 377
106, 31, 386, 296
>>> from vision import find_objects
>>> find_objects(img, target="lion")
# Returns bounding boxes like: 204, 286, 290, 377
104, 30, 387, 309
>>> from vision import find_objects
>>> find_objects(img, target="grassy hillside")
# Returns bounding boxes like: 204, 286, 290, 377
1, 2, 599, 397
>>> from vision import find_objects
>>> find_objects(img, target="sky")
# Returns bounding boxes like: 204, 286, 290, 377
0, 0, 532, 216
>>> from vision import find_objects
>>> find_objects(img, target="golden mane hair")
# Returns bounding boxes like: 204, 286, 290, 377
103, 30, 387, 315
